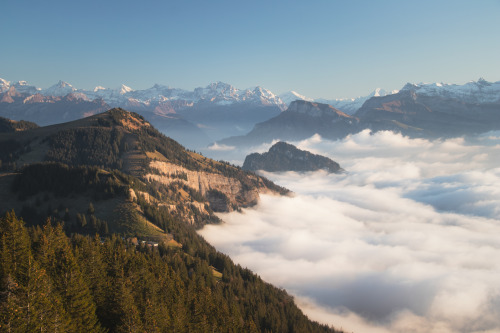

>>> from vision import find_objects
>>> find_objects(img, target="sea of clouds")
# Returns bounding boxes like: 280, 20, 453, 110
199, 130, 500, 333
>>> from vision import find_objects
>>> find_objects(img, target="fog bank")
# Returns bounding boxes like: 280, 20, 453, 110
199, 130, 500, 333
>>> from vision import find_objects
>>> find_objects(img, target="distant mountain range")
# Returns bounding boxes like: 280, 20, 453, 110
0, 79, 285, 147
0, 79, 285, 109
220, 78, 500, 147
2, 77, 500, 149
278, 78, 500, 115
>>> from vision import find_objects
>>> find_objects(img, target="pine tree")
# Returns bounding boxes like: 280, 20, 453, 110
74, 235, 107, 318
76, 213, 87, 229
0, 212, 70, 332
38, 222, 104, 333
101, 244, 143, 333
87, 202, 95, 215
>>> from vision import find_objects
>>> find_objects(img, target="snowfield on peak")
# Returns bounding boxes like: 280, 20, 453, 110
278, 91, 314, 105
42, 80, 77, 97
400, 78, 500, 104
119, 84, 134, 94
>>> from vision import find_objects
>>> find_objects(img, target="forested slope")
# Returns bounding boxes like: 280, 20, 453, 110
0, 212, 340, 332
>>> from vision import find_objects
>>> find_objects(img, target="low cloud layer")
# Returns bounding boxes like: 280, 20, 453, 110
207, 142, 236, 151
200, 130, 500, 333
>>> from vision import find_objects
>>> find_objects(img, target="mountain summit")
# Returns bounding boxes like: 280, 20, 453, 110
43, 80, 77, 96
243, 141, 343, 173
218, 100, 357, 146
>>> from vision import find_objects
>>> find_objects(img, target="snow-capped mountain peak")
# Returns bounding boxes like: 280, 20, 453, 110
58, 80, 72, 87
207, 81, 234, 91
372, 88, 394, 97
399, 78, 500, 103
0, 78, 10, 93
252, 86, 272, 98
43, 80, 76, 96
9, 80, 40, 95
278, 91, 314, 105
119, 84, 133, 95
193, 82, 238, 102
312, 88, 399, 115
291, 91, 312, 100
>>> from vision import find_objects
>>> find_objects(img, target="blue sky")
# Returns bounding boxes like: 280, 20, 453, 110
2, 0, 500, 98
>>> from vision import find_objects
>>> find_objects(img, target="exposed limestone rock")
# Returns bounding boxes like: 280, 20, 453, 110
146, 160, 272, 212
128, 188, 137, 202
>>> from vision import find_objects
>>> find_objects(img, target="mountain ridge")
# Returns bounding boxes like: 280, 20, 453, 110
218, 100, 359, 146
0, 108, 288, 233
0, 78, 286, 109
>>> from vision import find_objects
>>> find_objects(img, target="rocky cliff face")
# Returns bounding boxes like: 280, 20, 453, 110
146, 160, 273, 212
243, 142, 343, 173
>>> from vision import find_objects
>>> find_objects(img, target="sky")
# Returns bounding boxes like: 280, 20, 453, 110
2, 0, 500, 99
199, 130, 500, 333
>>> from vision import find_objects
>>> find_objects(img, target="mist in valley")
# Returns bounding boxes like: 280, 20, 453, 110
200, 130, 500, 333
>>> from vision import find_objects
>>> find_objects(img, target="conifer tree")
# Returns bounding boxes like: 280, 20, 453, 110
38, 222, 104, 333
0, 212, 70, 332
87, 202, 95, 215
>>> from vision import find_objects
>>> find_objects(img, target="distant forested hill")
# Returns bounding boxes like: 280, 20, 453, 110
0, 116, 38, 133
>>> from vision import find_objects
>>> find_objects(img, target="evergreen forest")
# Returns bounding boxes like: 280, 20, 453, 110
0, 211, 339, 332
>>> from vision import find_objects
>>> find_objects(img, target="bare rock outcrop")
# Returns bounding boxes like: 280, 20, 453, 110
146, 160, 273, 212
